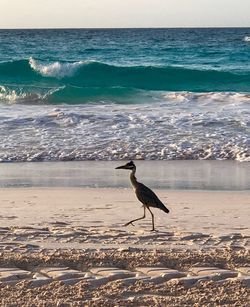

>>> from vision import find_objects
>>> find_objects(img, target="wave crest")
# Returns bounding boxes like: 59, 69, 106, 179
29, 57, 86, 78
1, 58, 250, 101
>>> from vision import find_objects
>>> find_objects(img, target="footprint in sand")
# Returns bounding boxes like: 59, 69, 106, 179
0, 215, 18, 220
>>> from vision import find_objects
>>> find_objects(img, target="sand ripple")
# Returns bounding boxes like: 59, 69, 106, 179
0, 249, 249, 306
0, 226, 249, 252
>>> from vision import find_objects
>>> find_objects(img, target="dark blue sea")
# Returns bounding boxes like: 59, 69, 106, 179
0, 28, 249, 161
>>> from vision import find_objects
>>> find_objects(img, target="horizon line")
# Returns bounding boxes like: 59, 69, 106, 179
0, 26, 250, 30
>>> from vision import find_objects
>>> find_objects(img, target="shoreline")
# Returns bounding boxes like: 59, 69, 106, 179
1, 27, 250, 306
0, 160, 249, 190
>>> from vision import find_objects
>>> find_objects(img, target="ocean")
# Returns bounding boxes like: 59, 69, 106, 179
0, 28, 249, 162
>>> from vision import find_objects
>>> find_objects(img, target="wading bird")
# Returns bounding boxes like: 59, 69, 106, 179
115, 161, 169, 231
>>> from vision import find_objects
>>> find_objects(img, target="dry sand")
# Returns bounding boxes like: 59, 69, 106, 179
0, 188, 249, 249
0, 249, 249, 306
0, 188, 249, 306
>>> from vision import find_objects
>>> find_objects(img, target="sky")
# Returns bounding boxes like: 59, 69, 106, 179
1, 0, 250, 29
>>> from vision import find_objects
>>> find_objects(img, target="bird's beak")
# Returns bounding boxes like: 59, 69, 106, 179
115, 164, 127, 169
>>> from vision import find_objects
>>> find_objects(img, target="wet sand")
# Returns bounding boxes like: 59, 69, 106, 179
0, 160, 249, 190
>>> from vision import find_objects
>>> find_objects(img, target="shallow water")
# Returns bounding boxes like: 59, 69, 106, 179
0, 161, 249, 190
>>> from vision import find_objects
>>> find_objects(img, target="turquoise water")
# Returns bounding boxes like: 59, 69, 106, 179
0, 28, 250, 103
0, 28, 249, 161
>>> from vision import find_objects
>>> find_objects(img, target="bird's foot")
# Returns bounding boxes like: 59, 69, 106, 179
124, 222, 135, 227
150, 228, 156, 232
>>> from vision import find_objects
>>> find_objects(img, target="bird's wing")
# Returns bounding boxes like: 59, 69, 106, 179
135, 183, 169, 213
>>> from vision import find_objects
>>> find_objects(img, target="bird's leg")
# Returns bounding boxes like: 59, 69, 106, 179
147, 207, 155, 231
124, 206, 146, 227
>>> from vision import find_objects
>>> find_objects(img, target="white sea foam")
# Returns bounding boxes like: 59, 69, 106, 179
0, 84, 63, 103
29, 57, 85, 78
0, 85, 19, 102
0, 93, 249, 162
163, 91, 250, 104
0, 85, 41, 103
243, 36, 250, 42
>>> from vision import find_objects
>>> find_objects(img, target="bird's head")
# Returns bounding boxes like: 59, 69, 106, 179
115, 161, 136, 171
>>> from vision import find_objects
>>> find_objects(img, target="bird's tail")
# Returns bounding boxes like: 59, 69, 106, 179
159, 203, 170, 214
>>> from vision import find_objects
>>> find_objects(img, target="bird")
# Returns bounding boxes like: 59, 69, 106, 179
115, 161, 169, 231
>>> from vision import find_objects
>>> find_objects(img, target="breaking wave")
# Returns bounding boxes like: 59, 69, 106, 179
0, 58, 250, 105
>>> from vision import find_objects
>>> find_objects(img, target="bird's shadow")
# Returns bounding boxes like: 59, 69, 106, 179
123, 225, 174, 236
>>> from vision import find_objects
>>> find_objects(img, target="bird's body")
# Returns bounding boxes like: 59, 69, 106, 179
135, 182, 170, 214
116, 161, 169, 231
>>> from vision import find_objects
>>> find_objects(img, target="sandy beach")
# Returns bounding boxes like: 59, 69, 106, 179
1, 21, 250, 307
0, 186, 249, 305
0, 188, 249, 248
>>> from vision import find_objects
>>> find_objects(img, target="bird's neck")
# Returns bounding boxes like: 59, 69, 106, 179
130, 168, 138, 189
